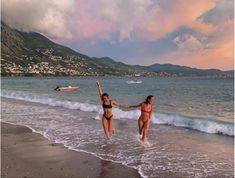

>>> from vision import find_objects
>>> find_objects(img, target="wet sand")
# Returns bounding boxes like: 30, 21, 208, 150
1, 122, 141, 178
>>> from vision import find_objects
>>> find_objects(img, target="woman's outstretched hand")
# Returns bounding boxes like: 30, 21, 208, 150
129, 103, 142, 108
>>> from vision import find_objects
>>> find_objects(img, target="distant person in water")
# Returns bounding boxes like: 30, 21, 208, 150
130, 95, 154, 143
96, 80, 129, 139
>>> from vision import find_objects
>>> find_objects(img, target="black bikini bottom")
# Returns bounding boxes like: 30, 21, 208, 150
103, 114, 113, 121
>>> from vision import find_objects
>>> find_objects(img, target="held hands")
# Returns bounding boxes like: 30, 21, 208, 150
123, 104, 130, 109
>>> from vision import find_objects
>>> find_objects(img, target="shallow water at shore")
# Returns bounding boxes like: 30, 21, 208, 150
2, 77, 234, 122
1, 77, 234, 136
2, 97, 234, 178
1, 122, 141, 178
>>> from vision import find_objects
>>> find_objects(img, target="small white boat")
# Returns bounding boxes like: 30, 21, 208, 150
126, 80, 143, 84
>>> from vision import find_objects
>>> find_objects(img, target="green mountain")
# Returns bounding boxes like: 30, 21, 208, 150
1, 22, 155, 76
149, 64, 229, 76
1, 22, 104, 76
1, 22, 233, 77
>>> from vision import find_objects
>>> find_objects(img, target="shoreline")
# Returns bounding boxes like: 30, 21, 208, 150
1, 96, 233, 137
1, 122, 141, 178
1, 96, 234, 178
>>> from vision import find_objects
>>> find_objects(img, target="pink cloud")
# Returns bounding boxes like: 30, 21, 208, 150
76, 17, 114, 40
71, 0, 218, 42
71, 0, 160, 41
154, 20, 234, 70
70, 0, 233, 70
72, 0, 115, 40
142, 0, 216, 40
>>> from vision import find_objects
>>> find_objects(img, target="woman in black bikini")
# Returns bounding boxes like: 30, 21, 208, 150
130, 95, 154, 143
96, 80, 129, 139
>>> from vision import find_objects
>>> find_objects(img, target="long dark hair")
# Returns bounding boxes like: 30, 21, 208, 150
145, 95, 154, 104
102, 93, 109, 99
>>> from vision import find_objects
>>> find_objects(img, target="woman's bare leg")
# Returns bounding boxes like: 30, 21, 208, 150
141, 120, 150, 143
108, 117, 115, 134
138, 118, 144, 135
102, 117, 110, 139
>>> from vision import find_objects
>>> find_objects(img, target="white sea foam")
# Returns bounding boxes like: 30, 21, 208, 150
153, 113, 234, 136
1, 90, 233, 136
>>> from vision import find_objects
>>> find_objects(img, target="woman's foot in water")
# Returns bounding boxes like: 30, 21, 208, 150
104, 132, 110, 140
140, 137, 146, 143
110, 128, 116, 135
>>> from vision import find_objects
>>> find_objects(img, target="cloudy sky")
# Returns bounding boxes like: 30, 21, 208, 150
2, 0, 234, 70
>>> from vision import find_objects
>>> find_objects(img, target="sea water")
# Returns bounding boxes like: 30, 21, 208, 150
1, 77, 234, 177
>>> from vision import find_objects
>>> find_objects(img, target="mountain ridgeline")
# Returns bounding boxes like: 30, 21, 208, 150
1, 22, 233, 77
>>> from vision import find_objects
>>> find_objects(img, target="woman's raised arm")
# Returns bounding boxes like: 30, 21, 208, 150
96, 80, 103, 100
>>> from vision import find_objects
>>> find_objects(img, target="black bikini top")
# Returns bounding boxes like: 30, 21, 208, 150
103, 100, 112, 108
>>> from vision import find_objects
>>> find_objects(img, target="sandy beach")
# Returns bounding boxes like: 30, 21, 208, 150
1, 122, 141, 178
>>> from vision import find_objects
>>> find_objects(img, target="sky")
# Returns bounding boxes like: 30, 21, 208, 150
2, 0, 234, 70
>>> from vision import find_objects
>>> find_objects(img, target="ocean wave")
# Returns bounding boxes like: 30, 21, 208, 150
153, 113, 234, 136
1, 90, 233, 136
